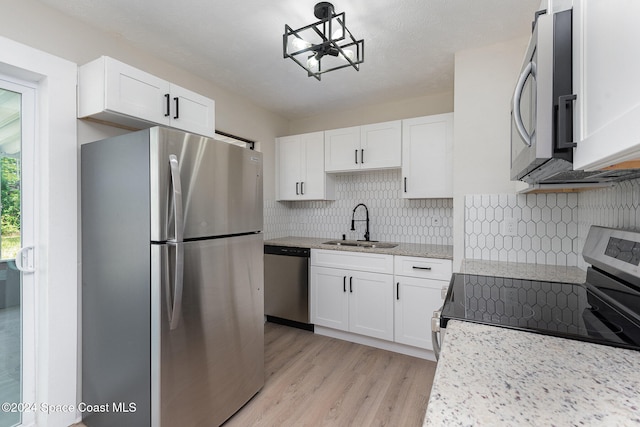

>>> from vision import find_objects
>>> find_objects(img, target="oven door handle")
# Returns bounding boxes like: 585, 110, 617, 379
512, 61, 536, 147
431, 309, 442, 360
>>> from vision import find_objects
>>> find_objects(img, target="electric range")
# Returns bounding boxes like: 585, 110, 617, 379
432, 226, 640, 358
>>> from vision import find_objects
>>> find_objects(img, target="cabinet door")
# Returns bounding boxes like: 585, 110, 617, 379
348, 271, 393, 341
299, 132, 327, 200
573, 1, 640, 170
324, 126, 361, 172
402, 113, 453, 199
105, 57, 171, 126
169, 84, 216, 138
276, 135, 302, 200
310, 266, 349, 331
394, 276, 445, 350
360, 120, 401, 170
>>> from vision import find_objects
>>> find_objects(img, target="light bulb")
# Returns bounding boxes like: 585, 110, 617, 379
307, 56, 319, 70
291, 37, 311, 50
340, 49, 355, 62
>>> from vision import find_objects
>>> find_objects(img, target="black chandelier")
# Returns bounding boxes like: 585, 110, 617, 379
283, 2, 364, 81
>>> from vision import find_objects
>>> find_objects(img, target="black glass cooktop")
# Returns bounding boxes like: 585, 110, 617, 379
440, 272, 640, 351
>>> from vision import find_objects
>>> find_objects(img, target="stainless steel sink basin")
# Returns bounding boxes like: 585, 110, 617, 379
322, 240, 398, 249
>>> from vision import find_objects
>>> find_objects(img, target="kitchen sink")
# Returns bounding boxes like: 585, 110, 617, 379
322, 240, 398, 249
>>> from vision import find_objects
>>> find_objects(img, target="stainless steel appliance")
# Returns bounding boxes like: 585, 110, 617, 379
81, 126, 264, 427
432, 226, 640, 360
510, 4, 576, 184
264, 245, 313, 330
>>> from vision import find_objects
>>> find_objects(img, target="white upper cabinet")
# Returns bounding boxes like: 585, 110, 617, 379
324, 121, 401, 172
401, 113, 453, 199
359, 121, 402, 170
324, 126, 361, 172
572, 1, 640, 170
78, 56, 215, 137
276, 131, 335, 201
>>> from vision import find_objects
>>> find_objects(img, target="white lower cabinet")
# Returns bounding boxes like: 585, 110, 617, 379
394, 276, 444, 350
311, 250, 394, 341
310, 250, 452, 356
311, 266, 393, 340
393, 256, 452, 351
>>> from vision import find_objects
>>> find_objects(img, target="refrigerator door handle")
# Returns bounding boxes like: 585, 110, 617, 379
167, 242, 184, 330
167, 154, 185, 330
168, 154, 184, 243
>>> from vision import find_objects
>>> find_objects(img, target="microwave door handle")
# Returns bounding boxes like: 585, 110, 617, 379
513, 61, 536, 147
557, 94, 578, 149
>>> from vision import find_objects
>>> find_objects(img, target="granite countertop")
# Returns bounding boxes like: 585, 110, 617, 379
461, 259, 587, 284
264, 236, 453, 260
424, 320, 640, 426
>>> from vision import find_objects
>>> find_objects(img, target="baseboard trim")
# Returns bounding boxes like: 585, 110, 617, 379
314, 326, 436, 362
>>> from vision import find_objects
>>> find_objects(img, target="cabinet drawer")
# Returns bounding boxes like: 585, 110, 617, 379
394, 256, 452, 280
311, 249, 393, 274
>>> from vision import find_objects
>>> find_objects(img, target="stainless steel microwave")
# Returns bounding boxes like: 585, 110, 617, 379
510, 6, 575, 184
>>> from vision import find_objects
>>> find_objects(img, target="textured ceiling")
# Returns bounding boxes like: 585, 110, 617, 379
38, 0, 541, 120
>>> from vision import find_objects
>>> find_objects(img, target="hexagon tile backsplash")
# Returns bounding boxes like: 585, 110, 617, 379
465, 178, 640, 268
265, 167, 640, 270
464, 193, 579, 266
264, 169, 453, 245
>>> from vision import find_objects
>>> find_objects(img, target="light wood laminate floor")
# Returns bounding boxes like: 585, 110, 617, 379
75, 322, 437, 427
224, 322, 436, 427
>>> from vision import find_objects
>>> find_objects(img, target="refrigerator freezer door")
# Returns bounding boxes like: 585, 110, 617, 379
153, 233, 264, 427
150, 127, 263, 242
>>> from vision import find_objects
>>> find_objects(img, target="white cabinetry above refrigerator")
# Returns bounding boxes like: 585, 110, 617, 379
78, 56, 215, 138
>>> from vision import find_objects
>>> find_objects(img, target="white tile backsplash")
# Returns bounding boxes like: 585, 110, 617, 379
464, 193, 579, 266
264, 169, 453, 244
577, 178, 640, 270
266, 169, 640, 269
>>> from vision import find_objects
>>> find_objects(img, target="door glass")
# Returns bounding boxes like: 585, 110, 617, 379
0, 87, 22, 427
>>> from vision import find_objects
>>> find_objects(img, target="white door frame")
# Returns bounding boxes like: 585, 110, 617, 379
0, 75, 37, 427
0, 36, 78, 427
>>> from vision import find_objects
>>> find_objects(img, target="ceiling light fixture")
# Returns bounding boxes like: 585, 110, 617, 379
283, 2, 364, 81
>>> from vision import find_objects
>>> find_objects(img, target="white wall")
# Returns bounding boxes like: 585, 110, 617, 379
452, 37, 529, 270
288, 91, 453, 135
0, 0, 289, 201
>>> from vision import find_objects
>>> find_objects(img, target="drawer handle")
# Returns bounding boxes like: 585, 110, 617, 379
343, 276, 346, 293
396, 282, 399, 300
412, 266, 432, 271
350, 276, 353, 293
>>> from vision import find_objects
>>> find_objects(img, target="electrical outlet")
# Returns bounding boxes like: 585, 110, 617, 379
432, 216, 441, 226
502, 217, 518, 236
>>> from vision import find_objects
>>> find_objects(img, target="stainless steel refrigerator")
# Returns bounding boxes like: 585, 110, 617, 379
81, 126, 264, 427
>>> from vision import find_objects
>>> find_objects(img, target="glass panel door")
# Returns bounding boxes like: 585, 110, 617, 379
0, 77, 35, 427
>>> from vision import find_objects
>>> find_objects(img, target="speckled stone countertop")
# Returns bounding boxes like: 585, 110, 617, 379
264, 236, 453, 259
424, 320, 640, 426
461, 259, 587, 284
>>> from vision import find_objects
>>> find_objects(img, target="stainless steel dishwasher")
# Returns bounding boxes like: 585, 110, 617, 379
264, 245, 313, 331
